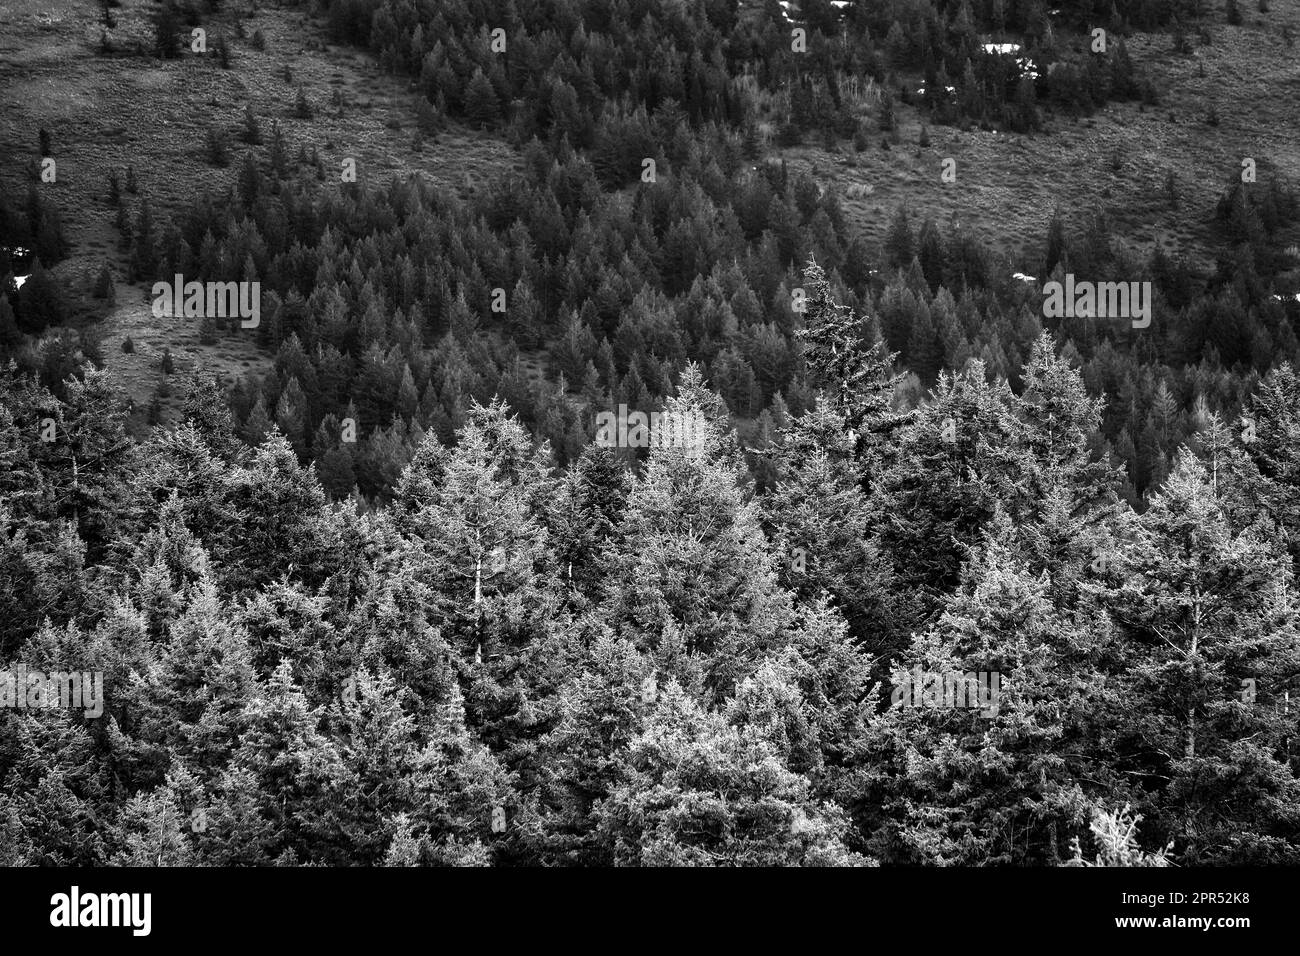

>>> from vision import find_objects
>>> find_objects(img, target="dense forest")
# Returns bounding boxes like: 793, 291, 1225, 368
4, 276, 1300, 864
2, 0, 1300, 865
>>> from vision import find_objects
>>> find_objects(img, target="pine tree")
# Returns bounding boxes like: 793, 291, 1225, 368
242, 104, 262, 145
232, 660, 353, 864
125, 575, 259, 773
93, 262, 115, 301
528, 632, 652, 864
390, 400, 559, 759
194, 767, 278, 865
795, 259, 904, 464
884, 205, 913, 268
151, 1, 181, 59
0, 713, 110, 864
1017, 332, 1123, 519
1102, 451, 1300, 862
216, 429, 338, 590
400, 682, 513, 865
866, 528, 1124, 864
605, 365, 797, 701
596, 681, 866, 866
764, 399, 910, 655
205, 124, 229, 167
1242, 363, 1300, 572
109, 783, 196, 866
16, 258, 66, 333
544, 445, 630, 601
1044, 209, 1067, 275
31, 366, 136, 556
464, 69, 500, 129
875, 361, 1032, 603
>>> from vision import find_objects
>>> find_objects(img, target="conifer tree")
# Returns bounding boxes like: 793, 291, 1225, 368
866, 527, 1124, 864
596, 681, 866, 866
464, 69, 500, 128
795, 260, 905, 472
1102, 451, 1300, 862
875, 360, 1031, 602
604, 365, 797, 701
764, 399, 911, 654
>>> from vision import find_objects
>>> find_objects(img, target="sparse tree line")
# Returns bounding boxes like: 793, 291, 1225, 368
329, 0, 1164, 144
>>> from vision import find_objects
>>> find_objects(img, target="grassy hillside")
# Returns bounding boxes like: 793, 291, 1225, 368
0, 0, 517, 424
773, 3, 1300, 274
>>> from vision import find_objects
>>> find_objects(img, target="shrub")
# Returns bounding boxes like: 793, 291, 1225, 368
205, 124, 229, 166
243, 105, 262, 145
152, 1, 181, 59
94, 263, 115, 301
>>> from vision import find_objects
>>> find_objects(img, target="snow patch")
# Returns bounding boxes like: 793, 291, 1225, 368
982, 43, 1038, 78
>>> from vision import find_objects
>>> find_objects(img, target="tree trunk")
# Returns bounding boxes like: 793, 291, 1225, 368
1187, 592, 1201, 760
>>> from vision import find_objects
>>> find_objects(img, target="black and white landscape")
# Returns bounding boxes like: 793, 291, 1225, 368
1, 0, 1299, 872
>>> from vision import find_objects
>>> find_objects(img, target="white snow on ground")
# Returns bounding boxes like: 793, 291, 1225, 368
14, 275, 30, 290
1012, 273, 1038, 283
982, 43, 1039, 78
